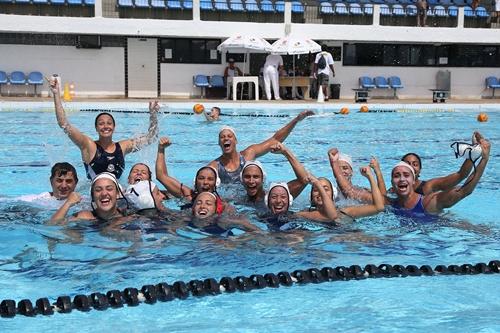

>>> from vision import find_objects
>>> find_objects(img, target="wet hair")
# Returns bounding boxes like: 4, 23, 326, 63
50, 162, 78, 184
309, 177, 334, 210
129, 163, 152, 180
211, 107, 221, 114
401, 153, 422, 168
94, 112, 115, 127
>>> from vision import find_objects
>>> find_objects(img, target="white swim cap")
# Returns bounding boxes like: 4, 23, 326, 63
194, 166, 221, 188
219, 125, 237, 138
392, 161, 415, 179
125, 180, 157, 210
240, 160, 267, 183
91, 172, 119, 189
338, 153, 353, 170
264, 182, 293, 208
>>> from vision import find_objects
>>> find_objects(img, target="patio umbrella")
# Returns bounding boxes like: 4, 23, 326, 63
270, 35, 321, 98
217, 35, 272, 75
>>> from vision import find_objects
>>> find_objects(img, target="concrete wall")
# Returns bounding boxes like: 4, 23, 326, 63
0, 44, 125, 97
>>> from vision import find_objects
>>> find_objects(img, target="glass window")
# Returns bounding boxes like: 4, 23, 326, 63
160, 38, 221, 64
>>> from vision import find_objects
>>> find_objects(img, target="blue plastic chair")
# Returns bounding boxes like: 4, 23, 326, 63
363, 3, 373, 15
398, 0, 412, 4
84, 0, 95, 5
485, 76, 500, 97
194, 75, 210, 97
135, 0, 149, 8
291, 1, 304, 14
475, 6, 489, 18
379, 4, 391, 16
388, 76, 404, 98
406, 4, 417, 16
229, 0, 244, 12
464, 5, 475, 17
118, 0, 133, 7
320, 2, 334, 15
433, 5, 447, 17
167, 0, 182, 8
349, 3, 363, 16
151, 0, 165, 8
67, 0, 82, 5
447, 5, 458, 17
245, 0, 259, 12
440, 0, 452, 4
214, 0, 229, 11
200, 0, 213, 10
0, 71, 8, 96
32, 0, 49, 4
335, 3, 348, 15
182, 0, 192, 9
453, 0, 465, 4
275, 1, 285, 13
14, 0, 30, 3
374, 76, 390, 89
392, 4, 405, 16
260, 0, 274, 12
359, 76, 375, 89
28, 71, 44, 96
209, 75, 225, 88
9, 71, 26, 85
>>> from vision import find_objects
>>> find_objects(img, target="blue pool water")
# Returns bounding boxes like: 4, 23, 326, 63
0, 102, 499, 331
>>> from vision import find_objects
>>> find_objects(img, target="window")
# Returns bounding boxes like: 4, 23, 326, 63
160, 38, 221, 64
343, 43, 500, 67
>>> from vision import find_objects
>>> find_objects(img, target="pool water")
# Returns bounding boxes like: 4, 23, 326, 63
0, 103, 499, 332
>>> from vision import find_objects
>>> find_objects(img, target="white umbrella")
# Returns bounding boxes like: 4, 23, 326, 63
218, 35, 272, 99
270, 35, 321, 98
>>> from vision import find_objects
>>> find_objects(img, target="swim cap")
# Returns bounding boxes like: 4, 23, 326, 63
219, 125, 237, 138
392, 161, 415, 179
240, 160, 267, 183
264, 182, 293, 208
125, 180, 157, 210
92, 172, 119, 188
194, 166, 221, 188
338, 153, 353, 169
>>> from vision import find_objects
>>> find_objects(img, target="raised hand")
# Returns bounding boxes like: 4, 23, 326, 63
270, 142, 287, 154
297, 110, 315, 121
158, 136, 172, 150
369, 156, 380, 170
328, 148, 339, 163
360, 166, 371, 178
149, 100, 160, 114
47, 76, 59, 95
66, 192, 82, 207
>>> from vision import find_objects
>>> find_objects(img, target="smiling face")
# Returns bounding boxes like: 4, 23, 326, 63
92, 178, 118, 215
192, 192, 217, 219
338, 160, 353, 181
95, 114, 115, 139
218, 129, 237, 154
403, 154, 421, 179
310, 178, 333, 208
128, 163, 151, 184
242, 165, 264, 198
268, 186, 290, 215
51, 171, 77, 200
391, 166, 415, 197
195, 168, 217, 192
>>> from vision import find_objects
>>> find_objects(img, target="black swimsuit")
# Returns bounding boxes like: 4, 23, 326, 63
84, 142, 125, 179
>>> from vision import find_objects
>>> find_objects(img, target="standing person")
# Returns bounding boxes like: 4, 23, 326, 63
416, 0, 428, 27
263, 53, 284, 100
223, 58, 243, 99
313, 45, 335, 101
49, 77, 159, 180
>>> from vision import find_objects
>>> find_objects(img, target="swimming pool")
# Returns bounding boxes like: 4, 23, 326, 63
0, 102, 499, 331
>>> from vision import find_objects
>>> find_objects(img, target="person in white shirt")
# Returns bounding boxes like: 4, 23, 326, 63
263, 53, 284, 100
224, 58, 243, 99
313, 45, 335, 101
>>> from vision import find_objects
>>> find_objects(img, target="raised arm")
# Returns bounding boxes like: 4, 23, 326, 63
121, 100, 159, 154
49, 192, 82, 224
310, 173, 338, 221
426, 137, 490, 213
242, 110, 314, 160
342, 166, 385, 218
49, 77, 94, 160
328, 148, 373, 203
155, 137, 192, 199
370, 156, 387, 196
270, 142, 308, 198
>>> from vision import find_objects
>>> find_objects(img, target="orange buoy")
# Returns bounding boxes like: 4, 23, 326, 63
340, 107, 349, 115
477, 113, 488, 122
193, 103, 205, 114
359, 105, 369, 113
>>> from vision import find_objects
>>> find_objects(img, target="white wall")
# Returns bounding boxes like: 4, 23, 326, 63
0, 44, 125, 97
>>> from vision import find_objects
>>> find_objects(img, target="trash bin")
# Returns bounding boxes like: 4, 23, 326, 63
330, 84, 341, 99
